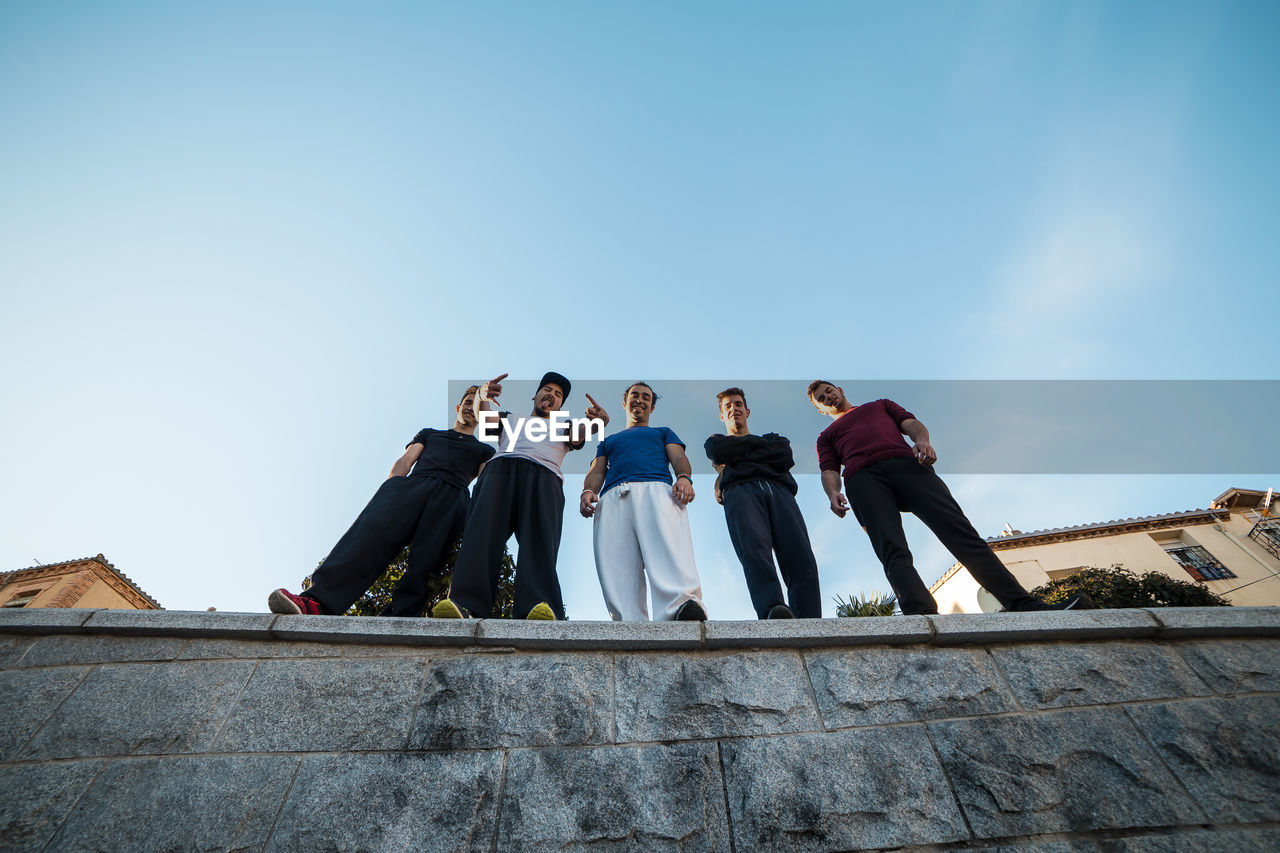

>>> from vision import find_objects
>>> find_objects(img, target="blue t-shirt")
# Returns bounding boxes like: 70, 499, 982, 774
596, 426, 684, 495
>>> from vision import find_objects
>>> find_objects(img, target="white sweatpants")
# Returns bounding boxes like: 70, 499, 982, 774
593, 481, 704, 621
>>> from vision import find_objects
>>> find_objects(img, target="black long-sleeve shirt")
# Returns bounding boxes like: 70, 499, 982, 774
704, 432, 799, 497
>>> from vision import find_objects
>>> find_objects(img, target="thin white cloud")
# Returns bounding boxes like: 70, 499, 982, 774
981, 187, 1166, 373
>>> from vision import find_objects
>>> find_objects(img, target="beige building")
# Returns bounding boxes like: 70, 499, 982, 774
930, 487, 1280, 613
0, 554, 161, 610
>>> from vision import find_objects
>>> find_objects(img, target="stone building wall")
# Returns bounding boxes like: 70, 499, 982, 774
1, 607, 1278, 852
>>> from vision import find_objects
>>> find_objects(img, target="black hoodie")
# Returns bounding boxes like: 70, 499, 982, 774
703, 432, 799, 497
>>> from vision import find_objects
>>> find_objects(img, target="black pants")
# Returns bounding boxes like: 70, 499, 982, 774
723, 481, 822, 618
449, 457, 567, 619
308, 475, 468, 617
844, 457, 1037, 615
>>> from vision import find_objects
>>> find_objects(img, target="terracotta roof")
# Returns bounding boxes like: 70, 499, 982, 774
0, 554, 163, 609
928, 506, 1230, 592
985, 507, 1229, 548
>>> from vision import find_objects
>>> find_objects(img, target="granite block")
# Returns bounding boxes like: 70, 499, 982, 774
1173, 637, 1280, 695
409, 652, 610, 749
969, 829, 1280, 853
177, 636, 345, 659
1152, 606, 1280, 638
614, 650, 819, 742
721, 727, 969, 851
83, 609, 277, 638
477, 619, 702, 649
929, 706, 1204, 837
704, 615, 933, 648
49, 755, 297, 852
272, 613, 478, 645
0, 761, 103, 853
268, 751, 502, 853
15, 634, 186, 668
341, 642, 441, 656
990, 639, 1212, 709
928, 609, 1160, 645
0, 668, 89, 760
0, 634, 35, 668
806, 646, 1016, 727
495, 744, 730, 852
19, 660, 255, 759
1119, 828, 1280, 852
1126, 695, 1280, 823
217, 657, 428, 752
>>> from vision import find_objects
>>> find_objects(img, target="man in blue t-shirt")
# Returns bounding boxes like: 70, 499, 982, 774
580, 382, 707, 621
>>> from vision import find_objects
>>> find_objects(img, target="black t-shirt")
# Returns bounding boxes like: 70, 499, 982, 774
407, 428, 495, 489
704, 433, 799, 497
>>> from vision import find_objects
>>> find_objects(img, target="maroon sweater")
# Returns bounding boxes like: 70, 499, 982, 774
816, 399, 916, 476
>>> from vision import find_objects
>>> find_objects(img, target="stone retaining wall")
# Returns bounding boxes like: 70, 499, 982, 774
2, 607, 1279, 852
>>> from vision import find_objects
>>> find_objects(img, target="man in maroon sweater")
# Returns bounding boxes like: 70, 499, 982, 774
807, 380, 1092, 615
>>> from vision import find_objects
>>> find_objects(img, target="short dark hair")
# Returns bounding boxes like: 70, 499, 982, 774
806, 379, 836, 400
716, 387, 747, 409
624, 382, 659, 407
459, 385, 480, 405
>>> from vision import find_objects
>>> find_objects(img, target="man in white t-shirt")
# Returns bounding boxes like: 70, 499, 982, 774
435, 371, 608, 620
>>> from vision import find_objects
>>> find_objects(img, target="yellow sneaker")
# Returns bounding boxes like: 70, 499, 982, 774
526, 602, 556, 621
432, 598, 467, 619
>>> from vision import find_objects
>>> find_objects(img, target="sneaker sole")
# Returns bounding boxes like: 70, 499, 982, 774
268, 590, 302, 615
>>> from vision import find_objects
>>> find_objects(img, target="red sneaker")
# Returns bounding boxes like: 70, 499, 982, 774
268, 588, 323, 615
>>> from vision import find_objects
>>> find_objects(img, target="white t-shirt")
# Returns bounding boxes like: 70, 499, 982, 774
491, 412, 575, 480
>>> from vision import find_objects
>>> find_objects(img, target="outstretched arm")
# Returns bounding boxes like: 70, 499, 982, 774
900, 418, 937, 466
667, 444, 695, 506
821, 469, 849, 518
390, 444, 424, 478
570, 392, 610, 449
580, 455, 608, 517
476, 373, 508, 411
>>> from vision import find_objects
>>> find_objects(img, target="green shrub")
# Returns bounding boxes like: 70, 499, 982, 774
304, 540, 518, 617
1030, 564, 1230, 609
834, 591, 898, 618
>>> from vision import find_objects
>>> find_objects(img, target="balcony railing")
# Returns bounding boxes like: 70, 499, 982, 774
1248, 518, 1280, 561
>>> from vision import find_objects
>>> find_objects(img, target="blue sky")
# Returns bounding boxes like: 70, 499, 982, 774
2, 1, 1276, 618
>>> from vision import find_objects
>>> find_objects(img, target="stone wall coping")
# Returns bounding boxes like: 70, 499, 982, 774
3, 606, 1277, 648
704, 616, 933, 648
925, 608, 1162, 645
0, 608, 95, 633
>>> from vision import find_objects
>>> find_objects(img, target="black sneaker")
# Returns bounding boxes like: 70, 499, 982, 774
1016, 592, 1099, 612
767, 604, 795, 620
1054, 592, 1098, 611
675, 600, 708, 621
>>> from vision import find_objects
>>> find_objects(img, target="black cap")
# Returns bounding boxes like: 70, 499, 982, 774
538, 371, 572, 400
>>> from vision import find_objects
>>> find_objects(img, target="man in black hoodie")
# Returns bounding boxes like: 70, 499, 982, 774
705, 387, 821, 619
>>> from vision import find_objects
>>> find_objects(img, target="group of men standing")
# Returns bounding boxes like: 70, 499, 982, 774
270, 373, 1090, 622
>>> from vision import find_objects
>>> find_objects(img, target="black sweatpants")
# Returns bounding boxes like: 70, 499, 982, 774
449, 457, 567, 619
723, 481, 822, 618
308, 475, 468, 617
844, 456, 1037, 615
